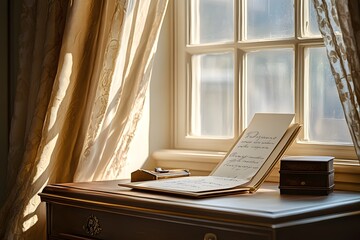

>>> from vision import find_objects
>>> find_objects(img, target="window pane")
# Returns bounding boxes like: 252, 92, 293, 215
304, 0, 321, 36
191, 52, 234, 137
245, 49, 294, 125
306, 47, 352, 144
245, 0, 294, 40
190, 0, 234, 44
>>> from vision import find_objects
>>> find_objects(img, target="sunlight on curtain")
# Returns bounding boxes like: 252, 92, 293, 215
0, 0, 168, 239
74, 0, 169, 181
313, 0, 360, 160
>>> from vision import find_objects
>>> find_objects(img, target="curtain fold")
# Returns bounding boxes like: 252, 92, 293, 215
74, 0, 169, 181
0, 0, 168, 239
313, 0, 360, 160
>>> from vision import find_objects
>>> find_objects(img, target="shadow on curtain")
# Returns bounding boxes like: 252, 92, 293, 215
0, 0, 168, 239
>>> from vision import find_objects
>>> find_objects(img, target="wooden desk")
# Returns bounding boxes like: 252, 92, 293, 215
40, 180, 360, 240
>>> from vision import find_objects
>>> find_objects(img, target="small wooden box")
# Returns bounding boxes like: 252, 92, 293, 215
279, 156, 334, 195
131, 169, 190, 182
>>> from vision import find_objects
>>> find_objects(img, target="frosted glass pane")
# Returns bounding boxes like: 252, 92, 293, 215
306, 0, 321, 36
307, 47, 352, 143
246, 49, 294, 125
246, 0, 294, 40
306, 0, 340, 36
191, 52, 234, 137
190, 0, 234, 44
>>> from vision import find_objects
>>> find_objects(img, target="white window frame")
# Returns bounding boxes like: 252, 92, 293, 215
154, 0, 360, 192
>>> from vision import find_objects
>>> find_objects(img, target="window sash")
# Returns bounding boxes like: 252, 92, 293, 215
174, 0, 357, 159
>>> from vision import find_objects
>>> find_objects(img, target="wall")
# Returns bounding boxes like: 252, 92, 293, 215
149, 2, 172, 160
122, 3, 172, 177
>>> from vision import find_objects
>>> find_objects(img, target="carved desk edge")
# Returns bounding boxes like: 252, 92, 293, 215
39, 179, 360, 230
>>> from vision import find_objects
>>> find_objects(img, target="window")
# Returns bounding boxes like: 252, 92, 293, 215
174, 0, 356, 159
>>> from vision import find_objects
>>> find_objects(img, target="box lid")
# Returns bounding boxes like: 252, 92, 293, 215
280, 156, 334, 172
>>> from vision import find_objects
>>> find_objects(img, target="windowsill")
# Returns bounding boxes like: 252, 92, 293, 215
152, 149, 360, 192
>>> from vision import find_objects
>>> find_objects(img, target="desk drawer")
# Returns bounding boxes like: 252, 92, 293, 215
48, 203, 270, 240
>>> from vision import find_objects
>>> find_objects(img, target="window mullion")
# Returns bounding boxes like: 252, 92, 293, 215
186, 44, 236, 55
234, 0, 240, 138
175, 0, 356, 158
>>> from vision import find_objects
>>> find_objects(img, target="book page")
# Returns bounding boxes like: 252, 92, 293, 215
211, 113, 294, 180
244, 123, 301, 190
120, 113, 298, 197
126, 176, 248, 193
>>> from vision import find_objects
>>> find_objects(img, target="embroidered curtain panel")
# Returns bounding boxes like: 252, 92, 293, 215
313, 0, 360, 160
0, 0, 168, 239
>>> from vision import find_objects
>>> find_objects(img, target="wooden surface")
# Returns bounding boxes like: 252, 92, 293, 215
40, 180, 360, 240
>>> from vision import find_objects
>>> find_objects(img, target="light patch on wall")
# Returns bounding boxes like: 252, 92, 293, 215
22, 179, 49, 232
22, 214, 38, 233
22, 194, 40, 232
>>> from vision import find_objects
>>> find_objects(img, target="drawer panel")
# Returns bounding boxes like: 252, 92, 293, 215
48, 203, 271, 240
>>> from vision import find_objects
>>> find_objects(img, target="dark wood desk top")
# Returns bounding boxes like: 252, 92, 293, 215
40, 180, 360, 228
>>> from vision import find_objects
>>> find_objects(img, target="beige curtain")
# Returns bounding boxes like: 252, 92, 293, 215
0, 0, 168, 239
313, 0, 360, 160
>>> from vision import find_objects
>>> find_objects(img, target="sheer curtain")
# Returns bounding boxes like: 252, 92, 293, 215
313, 0, 360, 160
0, 0, 168, 239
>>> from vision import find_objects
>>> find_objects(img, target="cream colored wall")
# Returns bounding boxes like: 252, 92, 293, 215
119, 3, 172, 178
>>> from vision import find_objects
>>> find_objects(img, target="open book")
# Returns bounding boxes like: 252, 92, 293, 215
119, 113, 301, 198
